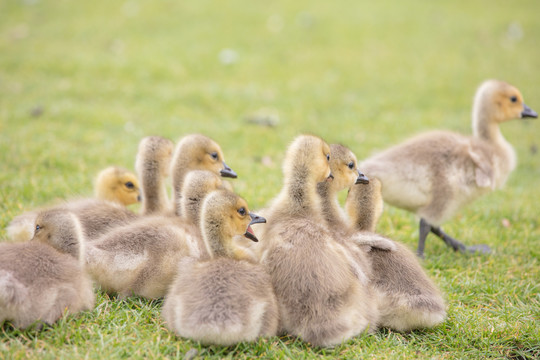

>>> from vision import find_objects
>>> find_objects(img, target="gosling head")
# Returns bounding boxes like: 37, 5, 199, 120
136, 136, 175, 179
171, 134, 237, 180
324, 144, 369, 192
474, 80, 538, 125
200, 190, 266, 258
95, 166, 141, 205
32, 209, 85, 261
283, 134, 333, 185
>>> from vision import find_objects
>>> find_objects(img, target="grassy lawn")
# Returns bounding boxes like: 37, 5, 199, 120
1, 0, 539, 358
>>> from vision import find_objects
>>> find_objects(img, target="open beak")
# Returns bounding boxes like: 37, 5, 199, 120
326, 173, 334, 182
220, 161, 238, 178
356, 170, 370, 185
244, 213, 266, 242
521, 104, 538, 119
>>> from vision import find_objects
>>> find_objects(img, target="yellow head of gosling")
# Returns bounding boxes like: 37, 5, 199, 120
326, 144, 369, 191
200, 190, 265, 259
474, 80, 537, 125
94, 166, 141, 206
171, 134, 237, 181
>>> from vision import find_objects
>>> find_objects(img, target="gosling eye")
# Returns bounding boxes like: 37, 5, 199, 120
125, 181, 135, 189
210, 152, 219, 161
348, 161, 354, 170
326, 154, 330, 162
35, 224, 41, 232
510, 96, 518, 103
237, 207, 246, 216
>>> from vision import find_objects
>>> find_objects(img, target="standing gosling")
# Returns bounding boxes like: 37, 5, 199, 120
162, 190, 278, 346
170, 134, 237, 216
0, 210, 94, 329
360, 80, 537, 257
260, 135, 377, 347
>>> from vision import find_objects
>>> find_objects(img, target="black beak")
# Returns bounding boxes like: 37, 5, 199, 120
327, 173, 334, 181
220, 161, 238, 178
244, 213, 266, 242
521, 104, 538, 119
356, 170, 370, 185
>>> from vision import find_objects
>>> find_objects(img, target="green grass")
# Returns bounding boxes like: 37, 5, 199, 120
1, 0, 539, 358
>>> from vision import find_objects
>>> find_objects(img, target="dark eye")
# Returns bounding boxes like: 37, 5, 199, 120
326, 154, 330, 162
348, 162, 354, 170
35, 224, 41, 232
210, 152, 219, 160
510, 96, 518, 103
237, 207, 246, 216
125, 181, 135, 189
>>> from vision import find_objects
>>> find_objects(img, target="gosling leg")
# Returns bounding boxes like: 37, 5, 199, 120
417, 218, 431, 258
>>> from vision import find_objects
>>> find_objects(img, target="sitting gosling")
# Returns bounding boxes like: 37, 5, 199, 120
162, 190, 278, 346
6, 166, 140, 242
0, 211, 94, 329
360, 80, 537, 257
344, 154, 447, 331
259, 135, 377, 347
84, 214, 201, 299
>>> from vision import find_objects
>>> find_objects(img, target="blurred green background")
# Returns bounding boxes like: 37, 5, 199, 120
0, 0, 539, 358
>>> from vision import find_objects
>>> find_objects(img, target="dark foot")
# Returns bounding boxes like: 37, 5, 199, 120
417, 218, 492, 256
431, 225, 491, 255
462, 244, 492, 254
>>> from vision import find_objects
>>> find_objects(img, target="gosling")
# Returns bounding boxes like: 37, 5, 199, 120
360, 80, 537, 257
343, 153, 447, 332
0, 210, 94, 329
6, 166, 140, 242
162, 190, 278, 346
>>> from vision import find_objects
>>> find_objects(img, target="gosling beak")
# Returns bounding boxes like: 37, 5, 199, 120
326, 173, 334, 182
356, 170, 370, 185
220, 161, 238, 178
244, 213, 266, 242
521, 104, 538, 119
137, 194, 142, 202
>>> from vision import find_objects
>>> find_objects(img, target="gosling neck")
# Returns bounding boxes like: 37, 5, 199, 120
171, 159, 189, 215
140, 159, 169, 214
182, 190, 204, 227
472, 98, 507, 146
316, 181, 346, 229
201, 217, 230, 259
281, 165, 322, 217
